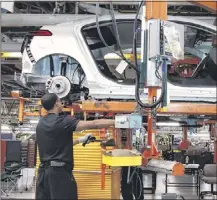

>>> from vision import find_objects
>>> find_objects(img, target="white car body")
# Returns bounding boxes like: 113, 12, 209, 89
21, 14, 216, 102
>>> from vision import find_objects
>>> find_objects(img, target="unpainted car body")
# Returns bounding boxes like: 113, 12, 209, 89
21, 14, 217, 102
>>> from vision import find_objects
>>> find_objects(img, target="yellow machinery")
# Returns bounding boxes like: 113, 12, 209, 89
36, 129, 121, 199
73, 129, 121, 199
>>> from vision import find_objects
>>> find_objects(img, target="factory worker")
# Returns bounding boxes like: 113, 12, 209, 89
36, 93, 115, 200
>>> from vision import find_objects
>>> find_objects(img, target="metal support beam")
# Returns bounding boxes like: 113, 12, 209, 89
183, 127, 188, 141
214, 123, 217, 163
5, 0, 193, 5
2, 42, 22, 52
2, 13, 215, 27
2, 14, 92, 27
0, 1, 2, 139
81, 101, 217, 115
78, 3, 118, 15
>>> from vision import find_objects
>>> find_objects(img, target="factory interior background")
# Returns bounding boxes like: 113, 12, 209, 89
1, 1, 217, 200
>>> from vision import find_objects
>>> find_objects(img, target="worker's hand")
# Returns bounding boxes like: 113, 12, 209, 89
78, 133, 92, 144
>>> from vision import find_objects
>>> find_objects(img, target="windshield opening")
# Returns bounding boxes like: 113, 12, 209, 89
82, 20, 140, 85
82, 20, 216, 87
167, 24, 216, 87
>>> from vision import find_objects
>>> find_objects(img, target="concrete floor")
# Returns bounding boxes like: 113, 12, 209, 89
144, 173, 216, 200
1, 172, 217, 199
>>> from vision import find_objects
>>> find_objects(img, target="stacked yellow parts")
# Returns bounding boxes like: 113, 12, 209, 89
35, 129, 121, 199
73, 129, 121, 199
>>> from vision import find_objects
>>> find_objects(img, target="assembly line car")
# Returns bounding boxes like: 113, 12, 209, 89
21, 14, 217, 103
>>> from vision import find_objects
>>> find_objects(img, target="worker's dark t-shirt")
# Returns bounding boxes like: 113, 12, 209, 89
36, 113, 79, 170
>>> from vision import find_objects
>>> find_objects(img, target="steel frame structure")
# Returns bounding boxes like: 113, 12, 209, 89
17, 98, 217, 161
4, 0, 216, 174
13, 0, 217, 163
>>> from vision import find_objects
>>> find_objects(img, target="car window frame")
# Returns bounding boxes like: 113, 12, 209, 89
81, 19, 141, 86
81, 18, 216, 87
167, 20, 216, 87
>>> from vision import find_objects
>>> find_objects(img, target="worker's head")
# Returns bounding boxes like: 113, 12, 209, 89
41, 93, 63, 113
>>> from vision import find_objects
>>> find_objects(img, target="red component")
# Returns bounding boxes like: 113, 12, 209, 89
142, 156, 149, 166
1, 140, 6, 171
29, 30, 52, 36
143, 149, 150, 158
173, 57, 200, 67
179, 140, 191, 150
142, 144, 160, 159
170, 57, 200, 78
101, 164, 106, 190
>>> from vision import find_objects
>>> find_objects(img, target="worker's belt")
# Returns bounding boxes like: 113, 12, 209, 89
173, 150, 181, 152
50, 161, 66, 167
40, 161, 66, 168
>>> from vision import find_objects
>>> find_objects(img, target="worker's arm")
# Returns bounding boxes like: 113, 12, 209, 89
73, 133, 92, 146
73, 139, 79, 146
75, 119, 115, 131
63, 115, 115, 132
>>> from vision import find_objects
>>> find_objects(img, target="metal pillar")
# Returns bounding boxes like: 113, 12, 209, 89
142, 0, 167, 158
0, 2, 2, 139
213, 123, 217, 163
2, 43, 22, 52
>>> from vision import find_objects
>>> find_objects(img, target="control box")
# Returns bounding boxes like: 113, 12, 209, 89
115, 114, 142, 129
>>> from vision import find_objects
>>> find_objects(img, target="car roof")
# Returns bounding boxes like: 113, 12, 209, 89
42, 14, 216, 32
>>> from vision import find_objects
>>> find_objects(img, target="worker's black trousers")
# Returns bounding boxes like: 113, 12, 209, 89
36, 165, 78, 200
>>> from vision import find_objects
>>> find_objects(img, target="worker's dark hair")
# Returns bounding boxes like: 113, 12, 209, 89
41, 93, 58, 111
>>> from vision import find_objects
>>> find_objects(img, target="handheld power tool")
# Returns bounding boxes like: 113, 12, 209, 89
82, 135, 116, 147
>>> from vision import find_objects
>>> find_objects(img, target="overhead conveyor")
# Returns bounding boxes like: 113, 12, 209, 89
1, 43, 22, 52
2, 0, 216, 27
1, 14, 92, 27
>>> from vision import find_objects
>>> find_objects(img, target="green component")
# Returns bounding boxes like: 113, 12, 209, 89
162, 60, 168, 108
140, 30, 148, 89
139, 62, 146, 88
162, 59, 169, 108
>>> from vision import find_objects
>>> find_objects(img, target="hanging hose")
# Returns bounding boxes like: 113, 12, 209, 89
49, 55, 54, 77
109, 2, 126, 61
96, 2, 166, 109
95, 3, 139, 73
178, 195, 185, 200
